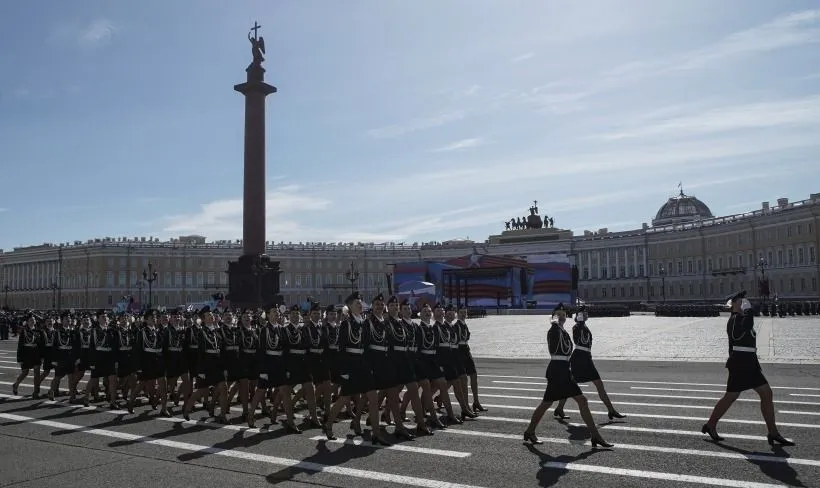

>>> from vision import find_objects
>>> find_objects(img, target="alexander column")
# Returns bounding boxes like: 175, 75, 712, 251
227, 22, 283, 309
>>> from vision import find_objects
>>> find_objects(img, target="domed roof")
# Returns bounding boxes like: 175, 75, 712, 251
652, 189, 714, 227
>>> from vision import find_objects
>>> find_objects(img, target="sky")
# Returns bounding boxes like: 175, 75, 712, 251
1, 0, 820, 250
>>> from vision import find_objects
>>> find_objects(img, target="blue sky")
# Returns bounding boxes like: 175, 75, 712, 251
1, 0, 819, 250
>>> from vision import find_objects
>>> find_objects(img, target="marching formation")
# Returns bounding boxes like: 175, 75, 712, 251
7, 288, 797, 455
9, 291, 487, 446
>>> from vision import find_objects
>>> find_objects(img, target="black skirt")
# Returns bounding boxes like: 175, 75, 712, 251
569, 350, 601, 383
195, 361, 226, 389
308, 354, 330, 383
417, 354, 443, 382
368, 352, 397, 390
459, 346, 477, 376
392, 352, 417, 385
285, 353, 311, 386
542, 360, 583, 402
90, 356, 116, 379
117, 354, 135, 378
138, 354, 165, 381
725, 356, 768, 392
339, 354, 372, 396
257, 355, 287, 389
437, 348, 459, 382
164, 352, 187, 378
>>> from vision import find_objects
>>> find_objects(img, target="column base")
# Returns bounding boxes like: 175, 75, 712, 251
227, 254, 283, 310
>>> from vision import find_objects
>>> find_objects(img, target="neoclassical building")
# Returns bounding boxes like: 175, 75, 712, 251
1, 191, 818, 310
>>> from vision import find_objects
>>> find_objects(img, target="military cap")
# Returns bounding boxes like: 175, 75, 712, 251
400, 298, 411, 307
345, 291, 363, 304
290, 304, 301, 312
310, 302, 321, 312
325, 305, 336, 313
444, 303, 455, 312
725, 290, 747, 303
433, 302, 443, 310
387, 295, 399, 305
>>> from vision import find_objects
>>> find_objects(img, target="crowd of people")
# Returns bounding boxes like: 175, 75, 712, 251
5, 292, 488, 445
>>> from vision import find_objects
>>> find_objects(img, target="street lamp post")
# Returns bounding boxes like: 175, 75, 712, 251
659, 265, 666, 303
758, 258, 769, 302
143, 262, 158, 310
3, 285, 9, 309
50, 282, 58, 310
345, 261, 360, 291
136, 280, 145, 311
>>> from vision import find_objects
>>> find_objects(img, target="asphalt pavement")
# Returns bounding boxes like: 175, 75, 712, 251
0, 339, 818, 488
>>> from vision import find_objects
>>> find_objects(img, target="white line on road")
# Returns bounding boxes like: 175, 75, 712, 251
630, 386, 727, 394
440, 429, 819, 467
540, 462, 784, 488
0, 413, 487, 488
790, 393, 820, 398
483, 388, 820, 406
476, 413, 820, 429
484, 376, 820, 391
779, 410, 820, 416
307, 436, 471, 458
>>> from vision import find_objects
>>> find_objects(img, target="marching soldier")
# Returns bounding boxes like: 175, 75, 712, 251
284, 304, 321, 427
32, 315, 56, 398
455, 304, 486, 412
115, 313, 137, 407
69, 315, 93, 402
130, 310, 167, 415
235, 310, 260, 419
48, 312, 76, 401
523, 303, 613, 448
702, 291, 795, 446
305, 303, 332, 420
162, 310, 188, 411
553, 305, 625, 420
416, 303, 458, 427
83, 311, 118, 409
12, 313, 42, 396
183, 307, 229, 423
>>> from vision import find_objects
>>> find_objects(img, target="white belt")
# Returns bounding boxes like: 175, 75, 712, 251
574, 346, 591, 352
550, 355, 570, 361
144, 348, 162, 354
120, 347, 132, 351
96, 347, 112, 352
168, 347, 182, 352
45, 342, 53, 347
81, 345, 90, 349
394, 346, 407, 352
205, 349, 220, 354
289, 349, 306, 355
733, 346, 757, 353
409, 347, 417, 352
458, 341, 467, 345
328, 345, 339, 350
309, 348, 324, 354
225, 346, 239, 351
265, 350, 283, 356
58, 346, 72, 350
24, 344, 36, 348
346, 347, 364, 354
421, 350, 436, 355
449, 344, 459, 349
188, 345, 199, 349
242, 349, 257, 354
369, 345, 388, 352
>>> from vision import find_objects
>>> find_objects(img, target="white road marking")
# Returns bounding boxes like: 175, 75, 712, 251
307, 436, 471, 458
477, 413, 820, 429
779, 410, 820, 416
790, 393, 820, 398
0, 413, 487, 488
482, 388, 820, 406
484, 376, 820, 391
540, 462, 785, 488
440, 429, 819, 467
630, 386, 727, 394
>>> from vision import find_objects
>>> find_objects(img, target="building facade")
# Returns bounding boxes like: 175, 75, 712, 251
1, 192, 819, 310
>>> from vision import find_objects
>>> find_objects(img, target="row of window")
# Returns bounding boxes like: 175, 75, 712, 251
580, 277, 818, 300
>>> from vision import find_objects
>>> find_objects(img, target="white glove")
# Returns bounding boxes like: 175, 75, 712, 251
741, 299, 753, 312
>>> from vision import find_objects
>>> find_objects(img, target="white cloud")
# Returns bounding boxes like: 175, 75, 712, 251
0, 208, 7, 213
50, 18, 117, 48
673, 10, 820, 72
79, 19, 116, 46
511, 52, 535, 63
364, 111, 465, 139
460, 85, 481, 97
592, 95, 820, 141
161, 185, 332, 240
432, 137, 485, 152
